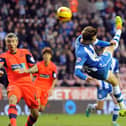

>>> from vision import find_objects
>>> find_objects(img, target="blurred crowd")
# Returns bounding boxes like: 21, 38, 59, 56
0, 0, 126, 88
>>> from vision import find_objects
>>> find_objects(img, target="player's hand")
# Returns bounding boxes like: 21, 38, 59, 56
110, 40, 117, 46
18, 68, 28, 74
92, 79, 100, 86
86, 75, 100, 86
86, 75, 94, 82
0, 70, 4, 77
48, 88, 53, 97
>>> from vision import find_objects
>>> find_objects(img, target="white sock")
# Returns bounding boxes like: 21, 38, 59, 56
113, 29, 122, 49
113, 85, 125, 109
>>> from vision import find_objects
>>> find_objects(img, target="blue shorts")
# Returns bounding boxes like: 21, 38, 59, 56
97, 83, 112, 100
88, 52, 112, 80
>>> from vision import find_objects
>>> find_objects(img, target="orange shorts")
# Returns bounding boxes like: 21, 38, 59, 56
7, 84, 39, 109
36, 87, 48, 107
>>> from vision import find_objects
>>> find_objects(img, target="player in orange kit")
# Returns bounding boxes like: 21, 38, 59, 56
0, 33, 39, 126
20, 47, 57, 111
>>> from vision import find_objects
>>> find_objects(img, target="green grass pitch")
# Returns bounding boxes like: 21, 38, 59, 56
0, 114, 125, 126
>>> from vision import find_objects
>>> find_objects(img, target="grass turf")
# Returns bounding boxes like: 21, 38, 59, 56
0, 114, 125, 126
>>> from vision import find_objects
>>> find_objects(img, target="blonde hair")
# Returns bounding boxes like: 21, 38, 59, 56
5, 33, 18, 41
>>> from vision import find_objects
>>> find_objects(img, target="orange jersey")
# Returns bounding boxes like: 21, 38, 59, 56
0, 49, 36, 85
34, 61, 57, 90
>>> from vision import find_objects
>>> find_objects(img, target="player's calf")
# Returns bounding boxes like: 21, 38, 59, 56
8, 104, 17, 126
25, 109, 39, 126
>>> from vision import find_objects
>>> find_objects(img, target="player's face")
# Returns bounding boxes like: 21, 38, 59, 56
6, 37, 18, 53
43, 53, 52, 62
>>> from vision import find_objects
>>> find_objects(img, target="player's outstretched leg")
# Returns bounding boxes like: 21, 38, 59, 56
8, 95, 18, 126
113, 16, 122, 49
8, 104, 17, 126
103, 16, 122, 54
113, 16, 126, 116
25, 108, 39, 126
107, 71, 126, 116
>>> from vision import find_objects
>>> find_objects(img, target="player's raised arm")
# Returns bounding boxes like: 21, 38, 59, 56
74, 48, 88, 80
74, 49, 96, 81
94, 39, 111, 47
19, 64, 38, 74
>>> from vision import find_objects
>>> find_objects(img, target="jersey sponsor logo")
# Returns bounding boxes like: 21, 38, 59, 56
98, 94, 102, 99
11, 63, 25, 71
19, 54, 24, 57
40, 74, 50, 78
76, 57, 82, 63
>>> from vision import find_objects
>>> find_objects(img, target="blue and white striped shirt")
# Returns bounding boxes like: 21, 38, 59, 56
74, 35, 111, 80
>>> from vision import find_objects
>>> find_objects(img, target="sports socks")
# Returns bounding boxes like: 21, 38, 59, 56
112, 16, 122, 49
112, 105, 120, 123
113, 86, 125, 109
8, 104, 17, 126
25, 114, 37, 126
112, 29, 122, 49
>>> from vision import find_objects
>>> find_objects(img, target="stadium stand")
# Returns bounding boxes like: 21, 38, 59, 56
0, 0, 126, 87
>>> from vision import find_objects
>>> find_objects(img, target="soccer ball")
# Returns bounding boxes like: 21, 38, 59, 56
56, 6, 72, 22
119, 110, 126, 117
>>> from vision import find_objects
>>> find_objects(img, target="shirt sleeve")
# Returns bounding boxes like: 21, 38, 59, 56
74, 48, 88, 80
0, 68, 9, 88
52, 64, 57, 79
94, 39, 110, 47
0, 56, 7, 67
26, 54, 36, 67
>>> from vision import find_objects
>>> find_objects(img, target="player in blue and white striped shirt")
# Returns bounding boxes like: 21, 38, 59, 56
85, 45, 120, 126
74, 16, 126, 116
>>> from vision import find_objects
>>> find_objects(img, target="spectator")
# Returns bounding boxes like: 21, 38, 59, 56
0, 0, 126, 87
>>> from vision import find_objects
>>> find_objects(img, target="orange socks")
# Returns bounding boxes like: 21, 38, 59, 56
8, 104, 17, 126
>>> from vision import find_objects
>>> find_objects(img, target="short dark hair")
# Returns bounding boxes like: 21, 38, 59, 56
42, 47, 53, 55
81, 26, 97, 41
5, 33, 18, 41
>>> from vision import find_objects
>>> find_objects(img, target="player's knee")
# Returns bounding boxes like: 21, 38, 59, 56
39, 105, 45, 112
97, 106, 103, 110
9, 95, 17, 105
96, 104, 103, 110
98, 106, 103, 110
31, 109, 39, 119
